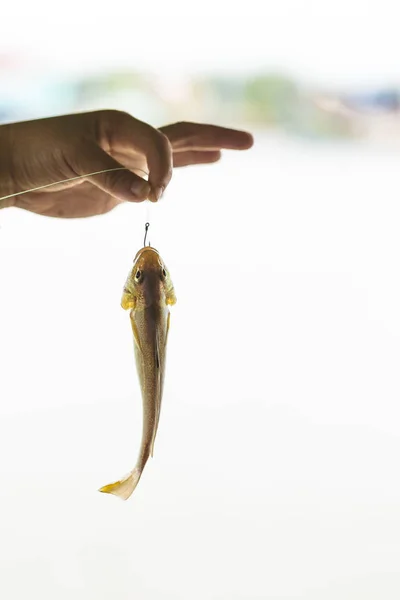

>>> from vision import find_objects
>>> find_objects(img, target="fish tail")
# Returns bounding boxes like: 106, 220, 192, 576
98, 468, 142, 501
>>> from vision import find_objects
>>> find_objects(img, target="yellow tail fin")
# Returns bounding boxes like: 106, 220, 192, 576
98, 469, 141, 501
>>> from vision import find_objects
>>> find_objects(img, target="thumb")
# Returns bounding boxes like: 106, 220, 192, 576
78, 143, 151, 202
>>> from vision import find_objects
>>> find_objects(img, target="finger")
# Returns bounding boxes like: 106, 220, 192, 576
159, 122, 254, 151
97, 110, 173, 201
78, 143, 151, 203
107, 150, 149, 177
111, 149, 222, 169
172, 150, 222, 168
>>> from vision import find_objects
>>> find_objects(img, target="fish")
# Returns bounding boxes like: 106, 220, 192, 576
99, 246, 176, 500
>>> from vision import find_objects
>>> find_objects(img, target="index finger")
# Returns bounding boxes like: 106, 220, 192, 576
159, 122, 254, 151
96, 110, 173, 201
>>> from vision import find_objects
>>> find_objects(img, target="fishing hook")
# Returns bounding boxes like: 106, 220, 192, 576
144, 222, 150, 247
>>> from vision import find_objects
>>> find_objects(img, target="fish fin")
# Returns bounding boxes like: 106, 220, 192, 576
150, 313, 170, 457
150, 334, 161, 458
121, 289, 136, 310
166, 288, 177, 306
130, 313, 142, 353
98, 468, 141, 501
150, 422, 159, 456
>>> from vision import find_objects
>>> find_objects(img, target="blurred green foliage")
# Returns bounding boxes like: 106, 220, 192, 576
0, 67, 393, 140
242, 74, 299, 125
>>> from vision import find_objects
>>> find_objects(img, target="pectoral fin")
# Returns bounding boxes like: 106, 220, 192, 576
166, 288, 177, 306
121, 289, 136, 310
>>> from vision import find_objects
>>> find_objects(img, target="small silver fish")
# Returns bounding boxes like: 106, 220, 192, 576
99, 246, 176, 500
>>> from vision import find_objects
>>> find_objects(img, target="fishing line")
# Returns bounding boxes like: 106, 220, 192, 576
0, 165, 153, 245
0, 166, 149, 202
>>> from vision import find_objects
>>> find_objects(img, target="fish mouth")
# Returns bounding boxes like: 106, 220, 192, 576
134, 246, 159, 261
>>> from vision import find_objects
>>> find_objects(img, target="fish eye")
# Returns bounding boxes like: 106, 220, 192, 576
135, 270, 141, 280
162, 268, 167, 278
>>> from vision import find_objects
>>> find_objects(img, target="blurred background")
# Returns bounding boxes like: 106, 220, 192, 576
1, 3, 400, 599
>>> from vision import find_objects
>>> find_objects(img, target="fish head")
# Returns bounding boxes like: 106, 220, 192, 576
127, 246, 174, 307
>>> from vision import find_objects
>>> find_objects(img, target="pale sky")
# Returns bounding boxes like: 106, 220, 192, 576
1, 0, 400, 86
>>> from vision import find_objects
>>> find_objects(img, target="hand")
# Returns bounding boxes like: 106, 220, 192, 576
0, 110, 253, 218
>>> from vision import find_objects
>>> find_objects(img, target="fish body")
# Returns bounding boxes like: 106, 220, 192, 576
99, 246, 176, 500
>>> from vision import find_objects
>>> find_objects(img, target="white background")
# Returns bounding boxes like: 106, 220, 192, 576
1, 4, 400, 599
1, 2, 400, 85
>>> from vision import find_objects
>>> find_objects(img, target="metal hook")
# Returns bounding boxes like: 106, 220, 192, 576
144, 222, 150, 247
